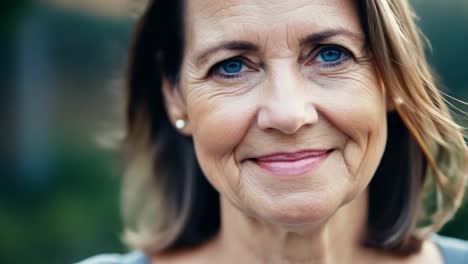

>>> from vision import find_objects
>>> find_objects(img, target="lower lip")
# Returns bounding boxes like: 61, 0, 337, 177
252, 151, 330, 178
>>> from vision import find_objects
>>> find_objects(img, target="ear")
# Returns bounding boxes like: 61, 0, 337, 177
161, 76, 192, 136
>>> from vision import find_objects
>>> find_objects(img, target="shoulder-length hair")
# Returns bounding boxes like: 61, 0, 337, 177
121, 0, 467, 255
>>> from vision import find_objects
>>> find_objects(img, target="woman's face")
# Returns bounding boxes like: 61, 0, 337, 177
165, 0, 388, 226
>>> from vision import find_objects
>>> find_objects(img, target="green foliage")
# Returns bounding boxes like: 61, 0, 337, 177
0, 130, 124, 264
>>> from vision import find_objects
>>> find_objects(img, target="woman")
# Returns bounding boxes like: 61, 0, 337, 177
79, 0, 468, 263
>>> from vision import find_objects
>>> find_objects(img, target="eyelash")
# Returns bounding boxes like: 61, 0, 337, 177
308, 44, 353, 71
209, 58, 253, 80
209, 44, 354, 80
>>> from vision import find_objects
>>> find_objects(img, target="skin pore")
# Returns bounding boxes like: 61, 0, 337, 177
158, 0, 444, 263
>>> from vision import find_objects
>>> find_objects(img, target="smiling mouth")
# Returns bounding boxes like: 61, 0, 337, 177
248, 149, 333, 177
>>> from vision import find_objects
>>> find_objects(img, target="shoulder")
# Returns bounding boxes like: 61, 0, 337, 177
431, 234, 468, 264
75, 251, 149, 264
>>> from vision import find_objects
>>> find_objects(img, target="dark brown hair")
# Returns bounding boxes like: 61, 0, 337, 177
121, 0, 467, 256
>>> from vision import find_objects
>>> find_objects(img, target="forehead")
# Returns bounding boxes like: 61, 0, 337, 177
184, 0, 363, 51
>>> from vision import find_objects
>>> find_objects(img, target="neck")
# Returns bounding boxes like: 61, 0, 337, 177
213, 189, 370, 264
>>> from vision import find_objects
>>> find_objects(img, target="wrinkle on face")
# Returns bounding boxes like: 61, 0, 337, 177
196, 0, 340, 24
173, 1, 389, 253
185, 0, 364, 68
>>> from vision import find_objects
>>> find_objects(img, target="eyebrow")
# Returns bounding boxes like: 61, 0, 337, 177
194, 41, 258, 66
193, 28, 363, 66
299, 29, 363, 46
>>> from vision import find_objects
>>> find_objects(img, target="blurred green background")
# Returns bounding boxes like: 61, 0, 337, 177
1, 0, 467, 263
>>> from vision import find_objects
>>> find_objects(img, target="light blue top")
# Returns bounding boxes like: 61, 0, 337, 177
432, 234, 468, 264
75, 251, 148, 264
76, 234, 468, 264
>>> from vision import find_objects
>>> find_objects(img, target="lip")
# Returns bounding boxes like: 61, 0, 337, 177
249, 149, 332, 177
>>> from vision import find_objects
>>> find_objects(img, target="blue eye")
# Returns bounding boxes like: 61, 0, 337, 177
318, 46, 343, 62
212, 58, 251, 79
221, 59, 243, 73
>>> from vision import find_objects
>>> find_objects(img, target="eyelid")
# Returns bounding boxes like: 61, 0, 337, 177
208, 56, 257, 77
307, 44, 355, 61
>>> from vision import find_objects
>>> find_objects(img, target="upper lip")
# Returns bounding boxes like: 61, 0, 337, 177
252, 149, 332, 162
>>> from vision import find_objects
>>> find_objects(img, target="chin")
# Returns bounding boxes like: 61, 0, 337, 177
255, 189, 347, 228
237, 157, 354, 228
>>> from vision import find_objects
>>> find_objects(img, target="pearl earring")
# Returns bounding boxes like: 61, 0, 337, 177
175, 119, 186, 129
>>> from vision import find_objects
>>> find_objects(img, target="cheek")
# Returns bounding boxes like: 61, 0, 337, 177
340, 99, 387, 183
316, 73, 387, 185
188, 94, 254, 158
185, 86, 257, 189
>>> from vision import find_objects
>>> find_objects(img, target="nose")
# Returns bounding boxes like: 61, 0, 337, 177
257, 63, 318, 134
